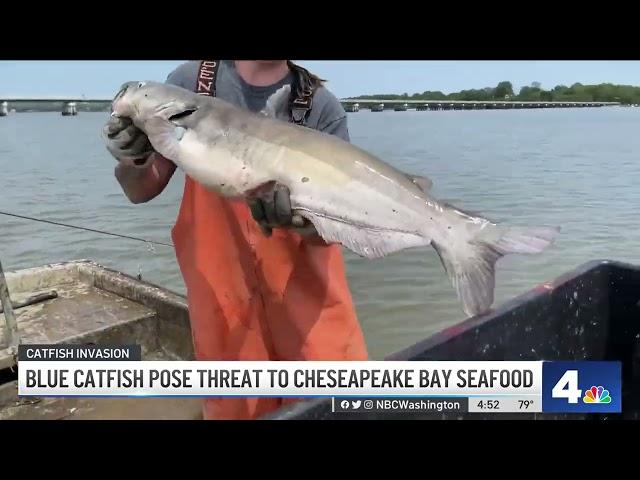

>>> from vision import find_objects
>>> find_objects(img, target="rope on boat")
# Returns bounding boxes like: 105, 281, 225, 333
0, 210, 174, 248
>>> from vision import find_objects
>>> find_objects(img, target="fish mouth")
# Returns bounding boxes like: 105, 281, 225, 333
113, 84, 128, 104
110, 93, 125, 117
110, 82, 136, 117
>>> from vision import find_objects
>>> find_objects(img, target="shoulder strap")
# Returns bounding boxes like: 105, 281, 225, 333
196, 60, 316, 126
288, 66, 317, 126
196, 60, 220, 97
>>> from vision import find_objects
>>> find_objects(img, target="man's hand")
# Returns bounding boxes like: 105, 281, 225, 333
103, 116, 154, 168
247, 183, 318, 237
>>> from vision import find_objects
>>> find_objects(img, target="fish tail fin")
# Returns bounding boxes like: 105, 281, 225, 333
432, 222, 560, 318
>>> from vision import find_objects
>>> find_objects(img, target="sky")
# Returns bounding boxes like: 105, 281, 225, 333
2, 61, 640, 99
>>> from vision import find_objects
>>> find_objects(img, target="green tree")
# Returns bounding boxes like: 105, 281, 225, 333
351, 81, 640, 104
540, 90, 553, 101
494, 81, 514, 99
518, 86, 541, 101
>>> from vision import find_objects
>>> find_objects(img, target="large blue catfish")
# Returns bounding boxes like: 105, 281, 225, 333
108, 80, 560, 318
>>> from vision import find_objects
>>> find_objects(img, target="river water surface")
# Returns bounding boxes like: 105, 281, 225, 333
1, 108, 638, 359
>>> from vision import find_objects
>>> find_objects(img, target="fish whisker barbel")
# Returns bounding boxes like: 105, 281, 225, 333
0, 210, 174, 248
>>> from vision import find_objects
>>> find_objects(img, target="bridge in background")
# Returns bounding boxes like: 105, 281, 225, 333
1, 97, 112, 102
0, 96, 624, 116
339, 98, 622, 112
0, 97, 112, 115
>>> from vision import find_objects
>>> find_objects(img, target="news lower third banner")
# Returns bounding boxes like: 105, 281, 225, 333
16, 345, 622, 414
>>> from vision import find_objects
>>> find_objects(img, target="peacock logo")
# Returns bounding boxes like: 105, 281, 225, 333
583, 386, 611, 404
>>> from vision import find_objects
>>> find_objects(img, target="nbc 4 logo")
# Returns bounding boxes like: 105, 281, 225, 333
542, 361, 621, 413
552, 370, 612, 404
583, 386, 611, 404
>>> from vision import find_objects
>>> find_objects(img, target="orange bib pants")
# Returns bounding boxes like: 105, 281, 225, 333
171, 177, 369, 420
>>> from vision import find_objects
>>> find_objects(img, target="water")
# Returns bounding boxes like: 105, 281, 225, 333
1, 108, 639, 359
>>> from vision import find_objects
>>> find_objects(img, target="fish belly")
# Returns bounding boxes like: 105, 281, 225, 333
177, 130, 436, 259
176, 131, 275, 197
289, 176, 433, 259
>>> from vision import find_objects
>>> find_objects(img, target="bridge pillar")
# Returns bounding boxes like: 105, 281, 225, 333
62, 102, 78, 116
0, 101, 8, 117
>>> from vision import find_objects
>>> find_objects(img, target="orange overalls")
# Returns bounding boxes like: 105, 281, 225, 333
171, 176, 369, 420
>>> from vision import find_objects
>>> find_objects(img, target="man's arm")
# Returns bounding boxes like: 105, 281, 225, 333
114, 152, 177, 204
316, 88, 350, 142
107, 63, 199, 203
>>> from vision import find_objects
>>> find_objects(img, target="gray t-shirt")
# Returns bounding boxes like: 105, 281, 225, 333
165, 60, 350, 141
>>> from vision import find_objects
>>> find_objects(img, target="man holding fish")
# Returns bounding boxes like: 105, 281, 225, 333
103, 60, 370, 420
104, 60, 559, 421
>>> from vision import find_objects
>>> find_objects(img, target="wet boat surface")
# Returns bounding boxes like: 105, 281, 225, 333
0, 260, 202, 420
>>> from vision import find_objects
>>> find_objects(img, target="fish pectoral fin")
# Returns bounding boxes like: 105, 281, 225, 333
303, 213, 430, 259
260, 85, 292, 119
406, 173, 433, 192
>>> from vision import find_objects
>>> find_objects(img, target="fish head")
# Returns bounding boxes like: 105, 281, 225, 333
111, 80, 200, 128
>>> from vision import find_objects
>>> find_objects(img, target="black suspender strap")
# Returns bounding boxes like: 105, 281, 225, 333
195, 60, 316, 126
289, 66, 316, 126
196, 60, 220, 97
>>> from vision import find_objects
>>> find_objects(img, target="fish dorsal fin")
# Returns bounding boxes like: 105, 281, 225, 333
260, 85, 291, 118
407, 174, 433, 192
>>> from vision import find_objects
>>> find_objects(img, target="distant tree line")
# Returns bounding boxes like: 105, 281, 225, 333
351, 81, 640, 104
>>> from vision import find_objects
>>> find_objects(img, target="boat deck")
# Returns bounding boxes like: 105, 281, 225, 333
0, 260, 202, 420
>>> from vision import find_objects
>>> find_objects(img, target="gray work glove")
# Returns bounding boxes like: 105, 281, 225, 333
102, 116, 154, 168
248, 183, 317, 237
